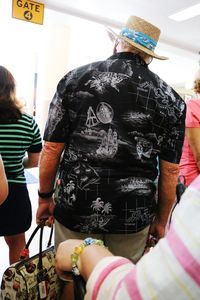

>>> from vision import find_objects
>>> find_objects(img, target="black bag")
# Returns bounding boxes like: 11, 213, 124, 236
73, 275, 86, 300
0, 220, 62, 300
168, 175, 187, 226
176, 175, 187, 203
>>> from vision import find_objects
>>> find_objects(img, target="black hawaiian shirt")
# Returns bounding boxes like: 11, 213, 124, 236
44, 52, 186, 234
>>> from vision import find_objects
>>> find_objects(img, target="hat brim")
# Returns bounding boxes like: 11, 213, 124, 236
106, 27, 168, 60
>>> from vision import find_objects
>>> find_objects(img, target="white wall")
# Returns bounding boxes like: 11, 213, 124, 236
36, 24, 70, 133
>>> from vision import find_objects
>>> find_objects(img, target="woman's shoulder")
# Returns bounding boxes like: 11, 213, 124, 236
20, 112, 35, 122
186, 98, 200, 105
16, 113, 39, 130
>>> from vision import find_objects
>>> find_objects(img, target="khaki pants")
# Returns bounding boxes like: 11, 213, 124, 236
55, 220, 149, 263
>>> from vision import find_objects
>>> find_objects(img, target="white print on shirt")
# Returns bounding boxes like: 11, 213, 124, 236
96, 128, 118, 159
120, 177, 152, 196
123, 111, 152, 127
86, 106, 100, 128
135, 137, 153, 159
64, 180, 76, 206
86, 103, 114, 127
96, 102, 114, 124
75, 197, 115, 233
137, 80, 185, 121
69, 162, 100, 190
85, 71, 129, 93
125, 207, 150, 225
45, 94, 65, 140
82, 102, 118, 159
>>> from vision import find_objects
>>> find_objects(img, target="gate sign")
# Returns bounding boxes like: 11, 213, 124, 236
12, 0, 44, 25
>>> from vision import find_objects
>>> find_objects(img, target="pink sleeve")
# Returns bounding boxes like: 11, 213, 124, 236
85, 256, 140, 300
186, 99, 200, 128
85, 175, 200, 300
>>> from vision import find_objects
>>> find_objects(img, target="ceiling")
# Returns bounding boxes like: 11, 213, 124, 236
41, 0, 200, 55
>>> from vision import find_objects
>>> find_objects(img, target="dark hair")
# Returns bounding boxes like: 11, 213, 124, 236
0, 66, 22, 123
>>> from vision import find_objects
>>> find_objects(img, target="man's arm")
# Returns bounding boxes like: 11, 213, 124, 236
36, 141, 65, 224
39, 141, 65, 193
149, 159, 179, 239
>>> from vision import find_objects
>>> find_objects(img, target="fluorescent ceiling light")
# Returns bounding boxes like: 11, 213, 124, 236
169, 3, 200, 21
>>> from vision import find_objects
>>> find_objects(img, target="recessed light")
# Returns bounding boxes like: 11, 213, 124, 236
169, 3, 200, 21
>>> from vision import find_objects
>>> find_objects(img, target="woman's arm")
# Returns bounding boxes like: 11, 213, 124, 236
0, 155, 8, 204
23, 152, 41, 169
186, 127, 200, 171
55, 239, 113, 281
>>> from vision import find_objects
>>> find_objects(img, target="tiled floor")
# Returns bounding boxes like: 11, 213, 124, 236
0, 168, 53, 280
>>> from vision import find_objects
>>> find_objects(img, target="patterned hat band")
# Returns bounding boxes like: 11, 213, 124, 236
120, 27, 157, 51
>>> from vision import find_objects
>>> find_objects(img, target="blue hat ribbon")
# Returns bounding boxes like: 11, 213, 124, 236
120, 27, 157, 51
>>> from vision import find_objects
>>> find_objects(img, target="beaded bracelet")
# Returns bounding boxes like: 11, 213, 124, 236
71, 237, 105, 276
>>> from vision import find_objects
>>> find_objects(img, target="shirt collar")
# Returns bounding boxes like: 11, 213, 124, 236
107, 52, 148, 68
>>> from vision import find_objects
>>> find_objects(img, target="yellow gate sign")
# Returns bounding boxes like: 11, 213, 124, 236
12, 0, 44, 25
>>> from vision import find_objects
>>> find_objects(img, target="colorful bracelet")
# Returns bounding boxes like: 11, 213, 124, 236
71, 237, 105, 276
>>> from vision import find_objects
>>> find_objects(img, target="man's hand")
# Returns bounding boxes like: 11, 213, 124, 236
36, 198, 55, 226
148, 216, 166, 240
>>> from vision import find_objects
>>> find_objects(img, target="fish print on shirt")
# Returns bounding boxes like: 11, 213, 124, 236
119, 177, 154, 196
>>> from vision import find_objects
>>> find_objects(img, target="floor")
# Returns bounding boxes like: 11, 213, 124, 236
0, 168, 53, 280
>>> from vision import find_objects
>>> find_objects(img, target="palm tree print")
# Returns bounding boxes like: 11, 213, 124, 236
91, 197, 104, 211
102, 202, 112, 214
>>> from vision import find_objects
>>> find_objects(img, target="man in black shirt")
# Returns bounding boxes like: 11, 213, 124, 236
36, 15, 186, 262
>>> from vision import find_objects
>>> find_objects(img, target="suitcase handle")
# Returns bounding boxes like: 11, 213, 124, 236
19, 219, 53, 262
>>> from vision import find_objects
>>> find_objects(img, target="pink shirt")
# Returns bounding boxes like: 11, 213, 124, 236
179, 99, 200, 185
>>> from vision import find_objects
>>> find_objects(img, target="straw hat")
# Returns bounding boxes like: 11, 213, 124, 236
107, 16, 168, 60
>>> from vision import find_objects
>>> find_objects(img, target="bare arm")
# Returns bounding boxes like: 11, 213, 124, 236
186, 127, 200, 171
23, 152, 41, 169
0, 155, 8, 204
55, 239, 113, 281
36, 141, 65, 224
149, 159, 179, 239
39, 141, 65, 193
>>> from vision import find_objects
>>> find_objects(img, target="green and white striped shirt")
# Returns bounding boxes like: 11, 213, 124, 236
0, 113, 42, 184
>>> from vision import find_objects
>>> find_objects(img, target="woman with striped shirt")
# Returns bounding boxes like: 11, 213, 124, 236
0, 66, 42, 264
56, 175, 200, 299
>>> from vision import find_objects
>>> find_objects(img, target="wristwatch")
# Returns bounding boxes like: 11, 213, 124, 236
38, 190, 54, 199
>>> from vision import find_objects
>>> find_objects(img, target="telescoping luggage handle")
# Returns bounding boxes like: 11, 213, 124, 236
19, 218, 54, 268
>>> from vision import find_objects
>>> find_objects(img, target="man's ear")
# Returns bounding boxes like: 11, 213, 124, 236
105, 27, 116, 43
105, 27, 118, 54
113, 43, 117, 54
113, 40, 119, 54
